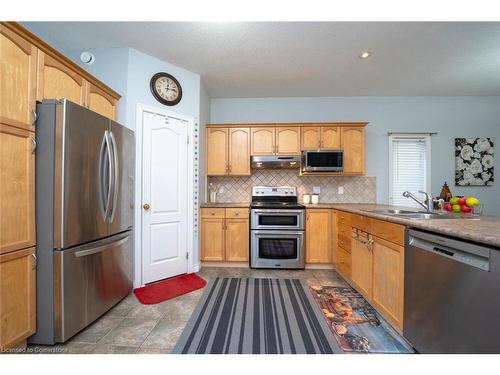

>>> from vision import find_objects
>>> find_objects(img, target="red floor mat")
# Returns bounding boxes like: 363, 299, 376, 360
133, 273, 207, 305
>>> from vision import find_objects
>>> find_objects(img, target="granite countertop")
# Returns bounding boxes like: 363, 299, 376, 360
200, 202, 250, 208
322, 203, 500, 248
200, 201, 500, 247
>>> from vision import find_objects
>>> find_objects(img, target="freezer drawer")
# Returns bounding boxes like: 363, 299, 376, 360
54, 231, 133, 342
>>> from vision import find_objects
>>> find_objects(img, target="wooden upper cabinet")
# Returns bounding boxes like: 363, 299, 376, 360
0, 247, 36, 350
276, 127, 300, 155
321, 127, 341, 149
251, 127, 275, 155
37, 51, 87, 106
0, 125, 35, 255
207, 128, 229, 176
341, 127, 365, 174
228, 128, 250, 175
86, 83, 116, 120
306, 209, 332, 263
301, 126, 340, 150
301, 127, 321, 150
0, 25, 37, 131
371, 236, 404, 331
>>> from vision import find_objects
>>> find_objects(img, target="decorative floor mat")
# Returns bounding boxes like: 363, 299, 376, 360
310, 285, 414, 353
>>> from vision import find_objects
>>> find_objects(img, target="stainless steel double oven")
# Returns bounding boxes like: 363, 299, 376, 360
250, 187, 305, 269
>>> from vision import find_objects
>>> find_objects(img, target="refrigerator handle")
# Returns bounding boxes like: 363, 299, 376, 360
98, 132, 109, 221
74, 233, 130, 257
108, 130, 119, 223
104, 131, 113, 221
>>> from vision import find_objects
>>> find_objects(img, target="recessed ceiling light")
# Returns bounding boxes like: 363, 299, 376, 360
359, 51, 372, 59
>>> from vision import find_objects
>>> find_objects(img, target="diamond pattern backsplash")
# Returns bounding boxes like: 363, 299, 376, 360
207, 170, 376, 204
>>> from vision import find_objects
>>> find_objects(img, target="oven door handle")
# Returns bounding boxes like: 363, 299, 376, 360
252, 209, 305, 215
252, 230, 305, 236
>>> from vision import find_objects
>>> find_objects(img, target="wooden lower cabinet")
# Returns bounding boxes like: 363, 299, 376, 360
371, 236, 404, 330
225, 219, 249, 261
333, 209, 405, 332
336, 246, 351, 280
0, 247, 36, 351
201, 208, 249, 262
351, 233, 373, 298
306, 209, 332, 263
201, 218, 225, 261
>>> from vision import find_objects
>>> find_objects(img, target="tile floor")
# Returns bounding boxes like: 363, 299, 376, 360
26, 267, 348, 354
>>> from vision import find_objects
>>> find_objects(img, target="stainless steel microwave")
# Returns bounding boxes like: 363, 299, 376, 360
301, 150, 343, 172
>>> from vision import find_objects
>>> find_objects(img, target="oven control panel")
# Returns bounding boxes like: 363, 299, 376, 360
252, 186, 297, 197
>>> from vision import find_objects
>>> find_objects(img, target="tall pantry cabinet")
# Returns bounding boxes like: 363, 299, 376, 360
0, 22, 120, 351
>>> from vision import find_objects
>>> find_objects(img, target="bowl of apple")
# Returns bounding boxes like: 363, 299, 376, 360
443, 196, 482, 216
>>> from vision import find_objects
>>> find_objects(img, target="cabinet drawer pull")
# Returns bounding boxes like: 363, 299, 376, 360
32, 109, 37, 126
32, 253, 37, 270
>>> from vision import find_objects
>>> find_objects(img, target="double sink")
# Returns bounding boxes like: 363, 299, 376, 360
363, 209, 478, 220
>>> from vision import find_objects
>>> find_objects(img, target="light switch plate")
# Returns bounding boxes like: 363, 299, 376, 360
313, 186, 321, 194
338, 186, 344, 194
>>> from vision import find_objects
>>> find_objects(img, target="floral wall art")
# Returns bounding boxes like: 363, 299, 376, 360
455, 138, 494, 186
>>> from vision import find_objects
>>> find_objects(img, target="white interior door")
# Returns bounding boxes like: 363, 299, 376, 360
142, 111, 188, 284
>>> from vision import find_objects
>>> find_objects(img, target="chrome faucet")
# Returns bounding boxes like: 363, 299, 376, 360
402, 190, 434, 213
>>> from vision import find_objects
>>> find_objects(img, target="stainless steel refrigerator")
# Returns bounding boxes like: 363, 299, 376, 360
29, 99, 134, 345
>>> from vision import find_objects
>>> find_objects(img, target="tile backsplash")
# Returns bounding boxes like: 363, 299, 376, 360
207, 169, 376, 204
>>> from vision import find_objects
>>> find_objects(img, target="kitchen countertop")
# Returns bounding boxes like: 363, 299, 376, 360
200, 202, 250, 208
316, 203, 500, 248
200, 202, 500, 247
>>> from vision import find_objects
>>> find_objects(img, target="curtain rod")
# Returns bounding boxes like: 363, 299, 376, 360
388, 132, 437, 135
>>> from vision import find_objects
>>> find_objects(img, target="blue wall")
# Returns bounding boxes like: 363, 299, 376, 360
211, 96, 500, 215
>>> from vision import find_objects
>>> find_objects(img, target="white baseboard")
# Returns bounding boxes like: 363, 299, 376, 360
192, 262, 200, 272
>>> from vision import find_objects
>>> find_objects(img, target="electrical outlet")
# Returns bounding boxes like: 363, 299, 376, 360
313, 186, 321, 194
338, 186, 344, 195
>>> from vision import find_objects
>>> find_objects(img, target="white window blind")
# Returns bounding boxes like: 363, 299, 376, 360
389, 135, 431, 207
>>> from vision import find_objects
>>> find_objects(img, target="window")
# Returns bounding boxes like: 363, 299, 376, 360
389, 134, 431, 207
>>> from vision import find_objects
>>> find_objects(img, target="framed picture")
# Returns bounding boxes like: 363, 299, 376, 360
455, 138, 494, 186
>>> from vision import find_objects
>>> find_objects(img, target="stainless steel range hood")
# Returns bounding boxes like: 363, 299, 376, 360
251, 155, 301, 169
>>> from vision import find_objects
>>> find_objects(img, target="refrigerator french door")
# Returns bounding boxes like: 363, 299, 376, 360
30, 100, 134, 345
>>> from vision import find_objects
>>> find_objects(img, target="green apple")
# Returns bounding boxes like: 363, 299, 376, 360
452, 204, 461, 213
449, 197, 459, 205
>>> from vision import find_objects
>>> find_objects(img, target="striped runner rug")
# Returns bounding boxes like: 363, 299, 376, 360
172, 277, 341, 354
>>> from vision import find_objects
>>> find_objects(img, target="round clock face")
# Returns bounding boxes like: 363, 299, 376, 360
150, 73, 182, 106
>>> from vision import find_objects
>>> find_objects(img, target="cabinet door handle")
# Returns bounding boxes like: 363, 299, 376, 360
32, 109, 37, 126
30, 137, 37, 154
32, 253, 37, 270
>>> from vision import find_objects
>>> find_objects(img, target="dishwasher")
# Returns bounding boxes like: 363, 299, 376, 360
404, 229, 500, 353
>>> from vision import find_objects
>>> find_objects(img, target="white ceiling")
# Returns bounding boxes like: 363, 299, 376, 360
24, 22, 500, 97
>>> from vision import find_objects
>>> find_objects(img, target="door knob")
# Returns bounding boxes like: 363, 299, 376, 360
143, 203, 150, 210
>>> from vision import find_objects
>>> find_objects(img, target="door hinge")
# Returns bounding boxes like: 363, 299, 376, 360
187, 135, 190, 144
186, 252, 189, 260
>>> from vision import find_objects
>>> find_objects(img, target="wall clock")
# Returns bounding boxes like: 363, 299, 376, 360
150, 72, 182, 106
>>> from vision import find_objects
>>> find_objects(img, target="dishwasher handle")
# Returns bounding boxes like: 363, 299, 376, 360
409, 235, 490, 272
